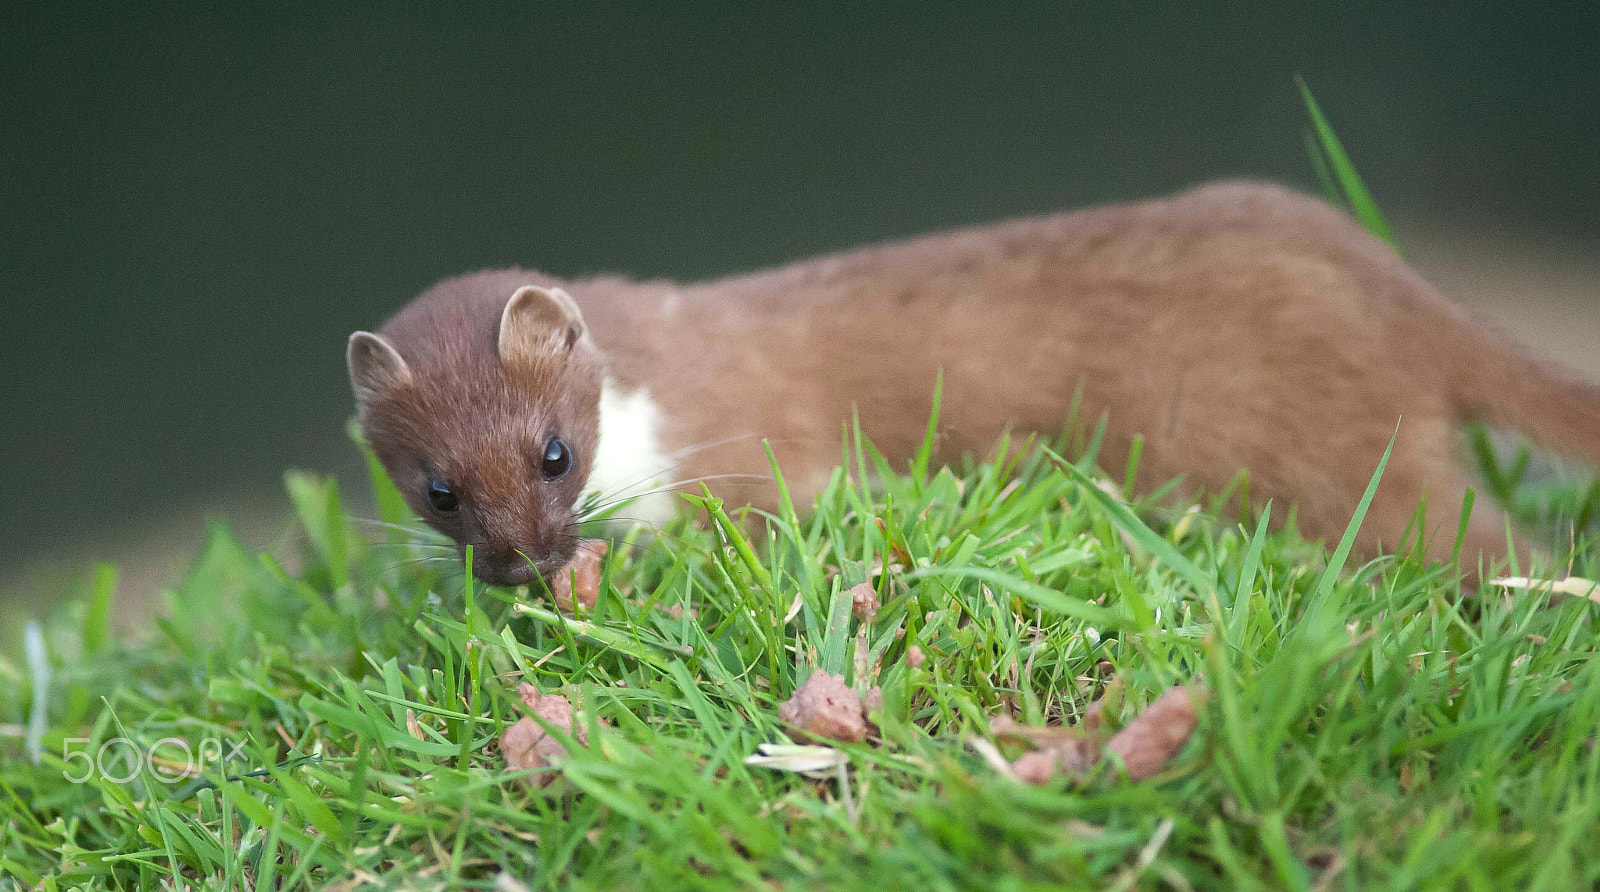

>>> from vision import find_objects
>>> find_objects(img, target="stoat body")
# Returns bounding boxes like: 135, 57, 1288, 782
348, 181, 1600, 585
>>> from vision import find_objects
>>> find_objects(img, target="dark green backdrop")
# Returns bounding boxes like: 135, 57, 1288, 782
3, 5, 1598, 578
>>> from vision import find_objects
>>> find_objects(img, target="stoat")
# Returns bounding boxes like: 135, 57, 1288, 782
347, 181, 1600, 586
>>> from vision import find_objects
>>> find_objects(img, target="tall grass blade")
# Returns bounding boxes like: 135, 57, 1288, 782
1298, 75, 1398, 251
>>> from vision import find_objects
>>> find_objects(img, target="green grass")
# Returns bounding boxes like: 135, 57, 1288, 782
2, 417, 1598, 890
1298, 76, 1398, 253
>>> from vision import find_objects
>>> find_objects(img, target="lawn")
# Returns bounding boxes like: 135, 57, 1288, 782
3, 412, 1599, 890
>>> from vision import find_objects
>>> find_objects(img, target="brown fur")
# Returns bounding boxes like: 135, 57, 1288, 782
353, 181, 1600, 582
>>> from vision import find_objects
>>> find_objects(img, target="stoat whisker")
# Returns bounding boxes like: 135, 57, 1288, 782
578, 473, 770, 517
352, 517, 450, 541
552, 525, 655, 552
577, 432, 808, 510
367, 541, 456, 551
352, 517, 427, 532
570, 516, 663, 533
375, 555, 457, 575
662, 431, 764, 461
580, 448, 717, 508
583, 432, 835, 507
550, 531, 651, 556
667, 432, 845, 459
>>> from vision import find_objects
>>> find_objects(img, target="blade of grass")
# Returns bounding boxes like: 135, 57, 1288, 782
1297, 75, 1397, 251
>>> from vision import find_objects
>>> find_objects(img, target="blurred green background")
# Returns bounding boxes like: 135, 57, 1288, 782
3, 5, 1598, 605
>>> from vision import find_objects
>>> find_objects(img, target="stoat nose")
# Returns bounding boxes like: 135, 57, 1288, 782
471, 554, 539, 587
499, 563, 539, 586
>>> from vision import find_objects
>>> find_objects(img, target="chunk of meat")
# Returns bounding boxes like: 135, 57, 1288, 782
500, 684, 597, 785
778, 671, 871, 744
550, 541, 608, 613
1105, 686, 1203, 780
850, 583, 879, 621
1008, 686, 1205, 784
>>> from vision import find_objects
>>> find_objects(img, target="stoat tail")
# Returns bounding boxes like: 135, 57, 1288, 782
1450, 324, 1600, 469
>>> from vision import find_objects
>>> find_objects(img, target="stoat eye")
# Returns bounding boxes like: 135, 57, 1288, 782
541, 437, 572, 481
426, 480, 459, 514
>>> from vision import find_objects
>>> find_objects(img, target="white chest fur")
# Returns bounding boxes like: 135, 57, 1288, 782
581, 380, 677, 526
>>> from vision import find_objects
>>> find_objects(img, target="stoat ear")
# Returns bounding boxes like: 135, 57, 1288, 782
498, 285, 586, 364
347, 331, 413, 402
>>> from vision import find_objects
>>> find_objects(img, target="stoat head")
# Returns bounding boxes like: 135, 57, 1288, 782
348, 275, 603, 587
